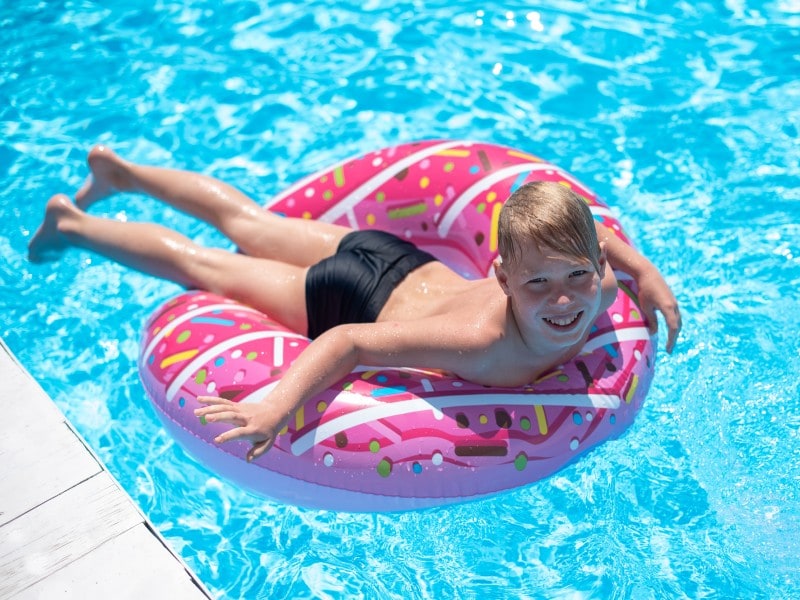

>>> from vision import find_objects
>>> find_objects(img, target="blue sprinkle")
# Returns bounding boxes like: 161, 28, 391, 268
610, 414, 616, 425
469, 164, 480, 174
371, 386, 407, 397
572, 411, 583, 425
510, 170, 530, 193
190, 317, 235, 326
377, 375, 388, 383
214, 357, 225, 367
413, 462, 422, 474
178, 397, 185, 407
148, 354, 155, 365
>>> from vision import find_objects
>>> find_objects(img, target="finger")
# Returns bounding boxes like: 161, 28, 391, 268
214, 427, 251, 445
197, 395, 234, 406
194, 403, 238, 417
664, 308, 682, 354
247, 438, 274, 462
202, 410, 247, 426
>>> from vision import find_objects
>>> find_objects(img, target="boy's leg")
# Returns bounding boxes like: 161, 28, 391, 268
76, 145, 351, 266
29, 195, 309, 334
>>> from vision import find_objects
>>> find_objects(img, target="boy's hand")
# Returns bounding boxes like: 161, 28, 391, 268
635, 268, 682, 354
194, 396, 288, 462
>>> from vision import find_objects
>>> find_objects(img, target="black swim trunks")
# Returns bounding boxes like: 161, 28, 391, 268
305, 230, 437, 338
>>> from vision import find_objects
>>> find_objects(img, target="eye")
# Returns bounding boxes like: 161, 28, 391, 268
570, 269, 589, 278
528, 277, 546, 284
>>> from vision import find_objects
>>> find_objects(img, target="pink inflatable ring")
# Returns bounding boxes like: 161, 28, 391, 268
138, 140, 655, 511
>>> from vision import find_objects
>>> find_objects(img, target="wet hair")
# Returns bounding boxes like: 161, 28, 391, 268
497, 181, 601, 271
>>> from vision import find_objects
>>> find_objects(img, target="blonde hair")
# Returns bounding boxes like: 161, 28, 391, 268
497, 181, 601, 271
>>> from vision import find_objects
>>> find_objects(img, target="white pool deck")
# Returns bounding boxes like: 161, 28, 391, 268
0, 338, 213, 599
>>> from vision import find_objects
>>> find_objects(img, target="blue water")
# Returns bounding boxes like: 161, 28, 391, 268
3, 1, 799, 597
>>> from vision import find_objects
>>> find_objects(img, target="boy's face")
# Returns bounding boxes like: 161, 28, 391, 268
495, 241, 606, 351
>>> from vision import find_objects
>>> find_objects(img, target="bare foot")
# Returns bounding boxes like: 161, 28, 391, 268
28, 194, 81, 262
75, 145, 133, 210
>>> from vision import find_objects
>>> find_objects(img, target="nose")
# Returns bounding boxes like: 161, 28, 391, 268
549, 287, 573, 307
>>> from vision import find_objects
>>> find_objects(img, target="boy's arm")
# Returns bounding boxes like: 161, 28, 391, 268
595, 221, 682, 353
195, 319, 494, 462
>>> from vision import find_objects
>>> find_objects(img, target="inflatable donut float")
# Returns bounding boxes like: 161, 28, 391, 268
138, 140, 655, 511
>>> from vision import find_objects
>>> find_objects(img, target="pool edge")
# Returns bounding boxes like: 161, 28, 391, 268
0, 336, 215, 599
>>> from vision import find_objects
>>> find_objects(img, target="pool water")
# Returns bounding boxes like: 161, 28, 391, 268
3, 0, 799, 597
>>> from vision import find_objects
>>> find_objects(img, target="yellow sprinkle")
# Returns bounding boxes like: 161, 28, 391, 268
437, 149, 470, 157
333, 166, 345, 187
507, 150, 541, 161
534, 405, 548, 435
420, 176, 430, 189
489, 201, 503, 252
487, 191, 497, 203
295, 405, 305, 430
366, 213, 376, 226
316, 401, 327, 413
434, 193, 444, 206
361, 370, 378, 380
534, 370, 564, 383
160, 349, 199, 369
625, 374, 639, 404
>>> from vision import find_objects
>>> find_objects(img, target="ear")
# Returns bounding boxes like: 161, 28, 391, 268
494, 257, 511, 296
597, 242, 608, 278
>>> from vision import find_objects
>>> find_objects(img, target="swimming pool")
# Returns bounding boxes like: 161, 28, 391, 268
3, 0, 798, 597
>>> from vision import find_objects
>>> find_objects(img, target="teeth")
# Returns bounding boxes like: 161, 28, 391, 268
544, 313, 579, 327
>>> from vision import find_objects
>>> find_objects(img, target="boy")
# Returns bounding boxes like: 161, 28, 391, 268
29, 145, 681, 462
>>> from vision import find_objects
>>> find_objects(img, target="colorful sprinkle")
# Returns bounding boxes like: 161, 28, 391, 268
369, 440, 381, 453
514, 453, 528, 471
507, 150, 540, 161
190, 317, 235, 326
377, 458, 392, 477
437, 149, 470, 157
333, 166, 345, 187
371, 386, 407, 397
534, 405, 548, 435
489, 201, 503, 252
388, 203, 428, 219
625, 374, 639, 404
160, 349, 199, 369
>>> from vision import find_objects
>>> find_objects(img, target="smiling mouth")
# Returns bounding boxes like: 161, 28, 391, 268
543, 311, 583, 329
